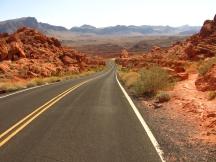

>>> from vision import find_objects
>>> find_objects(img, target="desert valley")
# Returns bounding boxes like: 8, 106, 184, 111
0, 2, 215, 161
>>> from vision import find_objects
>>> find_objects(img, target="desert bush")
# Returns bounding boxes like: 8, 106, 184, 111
134, 66, 171, 97
198, 57, 216, 76
207, 91, 216, 101
120, 71, 140, 88
155, 92, 171, 102
26, 78, 46, 87
0, 82, 26, 92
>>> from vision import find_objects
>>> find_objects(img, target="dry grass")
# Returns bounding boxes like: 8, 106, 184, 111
0, 82, 27, 92
0, 67, 104, 93
26, 77, 62, 88
119, 71, 140, 88
198, 57, 216, 76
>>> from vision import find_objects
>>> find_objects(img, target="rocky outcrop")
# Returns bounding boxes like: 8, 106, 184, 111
183, 15, 216, 60
200, 20, 216, 37
0, 27, 105, 80
195, 65, 216, 91
119, 49, 129, 59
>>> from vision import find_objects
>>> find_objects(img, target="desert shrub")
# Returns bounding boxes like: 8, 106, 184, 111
120, 71, 140, 88
134, 66, 171, 97
198, 57, 216, 76
26, 78, 46, 87
155, 92, 171, 102
207, 91, 216, 101
0, 82, 26, 92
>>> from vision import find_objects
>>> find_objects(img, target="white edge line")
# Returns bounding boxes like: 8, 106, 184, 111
115, 74, 166, 162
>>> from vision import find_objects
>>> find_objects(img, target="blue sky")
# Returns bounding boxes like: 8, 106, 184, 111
0, 0, 215, 28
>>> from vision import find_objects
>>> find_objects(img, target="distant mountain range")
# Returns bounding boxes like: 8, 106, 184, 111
0, 17, 201, 36
70, 24, 201, 36
0, 17, 67, 33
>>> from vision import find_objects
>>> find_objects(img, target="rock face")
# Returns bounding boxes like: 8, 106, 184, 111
184, 15, 216, 60
0, 17, 67, 33
200, 20, 216, 37
195, 65, 216, 91
0, 27, 105, 80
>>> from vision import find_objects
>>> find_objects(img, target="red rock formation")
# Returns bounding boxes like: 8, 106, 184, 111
0, 27, 105, 80
0, 40, 9, 60
200, 19, 216, 37
116, 15, 216, 81
195, 65, 216, 91
119, 49, 129, 59
184, 15, 216, 60
150, 46, 161, 53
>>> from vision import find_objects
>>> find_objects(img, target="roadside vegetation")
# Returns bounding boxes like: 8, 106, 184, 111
118, 65, 173, 101
0, 67, 104, 94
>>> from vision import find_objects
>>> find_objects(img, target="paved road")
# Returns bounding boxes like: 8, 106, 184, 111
0, 61, 162, 162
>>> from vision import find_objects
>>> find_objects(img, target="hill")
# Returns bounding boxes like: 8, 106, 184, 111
0, 17, 67, 33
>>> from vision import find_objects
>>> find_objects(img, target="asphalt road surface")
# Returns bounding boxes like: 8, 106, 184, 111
0, 61, 162, 162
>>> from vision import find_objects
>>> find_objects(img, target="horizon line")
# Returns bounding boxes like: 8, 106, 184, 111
0, 16, 203, 30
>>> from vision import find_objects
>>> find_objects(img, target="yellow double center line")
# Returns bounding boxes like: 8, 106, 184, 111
0, 77, 94, 148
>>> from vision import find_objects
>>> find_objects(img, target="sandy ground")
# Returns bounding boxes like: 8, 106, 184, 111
136, 74, 216, 162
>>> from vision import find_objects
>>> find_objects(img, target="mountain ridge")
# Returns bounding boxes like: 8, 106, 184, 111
0, 17, 201, 36
70, 24, 201, 36
0, 17, 68, 33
